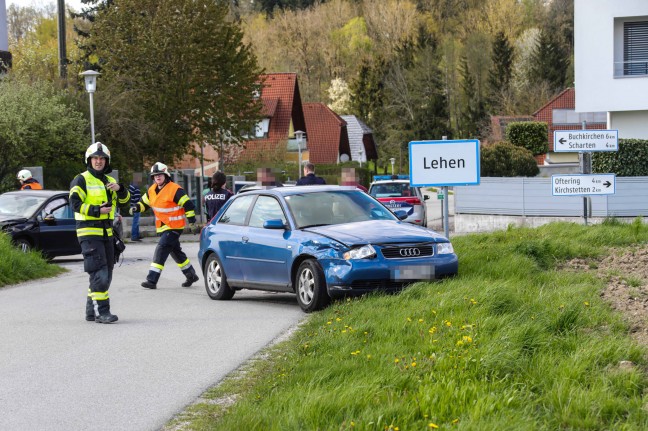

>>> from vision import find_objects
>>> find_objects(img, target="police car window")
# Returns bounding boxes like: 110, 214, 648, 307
218, 195, 254, 225
248, 196, 286, 228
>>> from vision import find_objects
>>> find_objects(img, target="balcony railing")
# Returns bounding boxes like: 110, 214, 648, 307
614, 60, 648, 77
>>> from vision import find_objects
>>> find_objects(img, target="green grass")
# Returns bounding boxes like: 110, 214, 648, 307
167, 221, 648, 431
0, 233, 66, 287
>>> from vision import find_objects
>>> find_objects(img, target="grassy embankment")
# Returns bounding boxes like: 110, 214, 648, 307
0, 234, 65, 287
169, 220, 648, 430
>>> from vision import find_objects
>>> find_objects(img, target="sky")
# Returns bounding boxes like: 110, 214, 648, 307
6, 0, 85, 12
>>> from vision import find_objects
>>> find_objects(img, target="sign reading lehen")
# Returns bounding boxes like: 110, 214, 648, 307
409, 140, 480, 187
552, 174, 616, 196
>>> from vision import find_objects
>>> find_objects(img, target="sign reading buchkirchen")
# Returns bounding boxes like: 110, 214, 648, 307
553, 130, 618, 152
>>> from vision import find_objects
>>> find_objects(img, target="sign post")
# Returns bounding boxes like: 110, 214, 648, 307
409, 139, 480, 238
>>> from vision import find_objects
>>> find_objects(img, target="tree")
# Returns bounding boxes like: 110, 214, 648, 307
530, 28, 568, 93
487, 31, 514, 113
87, 0, 263, 166
0, 78, 87, 192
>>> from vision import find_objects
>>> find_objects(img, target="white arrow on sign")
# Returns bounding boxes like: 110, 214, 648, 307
552, 174, 616, 196
553, 130, 618, 152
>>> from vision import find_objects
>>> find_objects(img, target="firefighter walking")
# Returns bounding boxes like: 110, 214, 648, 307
69, 143, 130, 323
130, 162, 200, 289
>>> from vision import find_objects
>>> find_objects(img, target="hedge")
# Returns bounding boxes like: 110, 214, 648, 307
506, 121, 549, 156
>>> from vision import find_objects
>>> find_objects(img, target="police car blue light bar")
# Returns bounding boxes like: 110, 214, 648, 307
373, 174, 409, 181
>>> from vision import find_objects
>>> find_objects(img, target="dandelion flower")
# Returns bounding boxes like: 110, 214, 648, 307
584, 301, 590, 306
429, 423, 439, 429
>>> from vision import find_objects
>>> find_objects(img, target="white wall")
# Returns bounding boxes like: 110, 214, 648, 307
575, 0, 648, 113
1, 0, 8, 51
610, 111, 648, 139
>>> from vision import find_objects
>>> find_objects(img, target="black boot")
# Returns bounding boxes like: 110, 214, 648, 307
86, 296, 95, 321
95, 313, 118, 324
141, 280, 157, 289
181, 273, 199, 287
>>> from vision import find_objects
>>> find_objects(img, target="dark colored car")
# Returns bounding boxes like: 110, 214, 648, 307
0, 190, 81, 258
198, 185, 458, 312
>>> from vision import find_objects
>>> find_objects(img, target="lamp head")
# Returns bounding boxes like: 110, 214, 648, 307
80, 70, 101, 93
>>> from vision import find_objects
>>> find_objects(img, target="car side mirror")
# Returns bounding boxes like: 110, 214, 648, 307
394, 210, 408, 220
424, 195, 430, 201
44, 214, 56, 224
263, 219, 286, 230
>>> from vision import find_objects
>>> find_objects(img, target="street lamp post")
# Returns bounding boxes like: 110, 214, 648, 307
295, 130, 305, 178
80, 70, 101, 144
358, 150, 363, 168
389, 157, 396, 175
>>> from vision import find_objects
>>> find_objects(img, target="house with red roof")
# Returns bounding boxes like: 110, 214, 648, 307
532, 88, 607, 164
303, 102, 351, 164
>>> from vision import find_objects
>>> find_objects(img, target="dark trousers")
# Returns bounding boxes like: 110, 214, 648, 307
131, 212, 141, 240
81, 237, 114, 318
145, 230, 196, 285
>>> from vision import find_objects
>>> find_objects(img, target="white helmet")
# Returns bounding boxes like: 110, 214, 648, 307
150, 162, 171, 178
17, 169, 32, 181
85, 142, 111, 164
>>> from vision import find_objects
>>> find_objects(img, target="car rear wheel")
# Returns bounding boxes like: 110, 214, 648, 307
296, 259, 330, 313
204, 254, 235, 300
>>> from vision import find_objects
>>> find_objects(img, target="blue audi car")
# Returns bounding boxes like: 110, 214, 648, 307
198, 185, 458, 312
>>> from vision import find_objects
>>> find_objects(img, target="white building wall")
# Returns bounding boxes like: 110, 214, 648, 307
575, 0, 648, 113
610, 110, 648, 139
1, 0, 8, 51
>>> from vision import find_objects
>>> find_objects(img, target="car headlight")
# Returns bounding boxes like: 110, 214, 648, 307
343, 244, 376, 260
437, 242, 454, 255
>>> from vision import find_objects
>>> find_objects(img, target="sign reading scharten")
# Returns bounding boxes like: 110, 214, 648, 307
553, 130, 618, 152
409, 140, 480, 187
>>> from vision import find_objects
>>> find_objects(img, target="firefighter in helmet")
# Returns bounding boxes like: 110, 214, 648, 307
69, 142, 131, 323
17, 169, 43, 190
130, 162, 200, 289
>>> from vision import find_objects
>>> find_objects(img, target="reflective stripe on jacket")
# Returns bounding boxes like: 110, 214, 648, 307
70, 172, 129, 238
145, 182, 189, 232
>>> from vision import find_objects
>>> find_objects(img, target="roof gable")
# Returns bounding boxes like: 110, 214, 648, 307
303, 103, 350, 164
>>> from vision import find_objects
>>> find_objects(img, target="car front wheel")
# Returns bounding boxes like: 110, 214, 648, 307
296, 259, 330, 313
15, 238, 32, 253
204, 254, 235, 300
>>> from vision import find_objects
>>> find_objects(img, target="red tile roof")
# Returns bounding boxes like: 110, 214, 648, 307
236, 73, 307, 163
303, 103, 350, 163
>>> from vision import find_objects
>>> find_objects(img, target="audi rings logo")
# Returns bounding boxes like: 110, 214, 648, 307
399, 248, 421, 257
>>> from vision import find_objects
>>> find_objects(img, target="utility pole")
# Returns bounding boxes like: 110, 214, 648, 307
57, 0, 67, 79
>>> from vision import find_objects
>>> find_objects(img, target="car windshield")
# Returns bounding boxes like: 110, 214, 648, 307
285, 190, 397, 229
369, 182, 412, 198
0, 194, 47, 218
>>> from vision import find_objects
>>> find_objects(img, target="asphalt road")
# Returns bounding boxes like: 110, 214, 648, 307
0, 238, 304, 431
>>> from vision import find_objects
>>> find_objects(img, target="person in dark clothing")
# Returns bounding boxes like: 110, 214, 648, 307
17, 169, 43, 190
69, 142, 131, 323
296, 163, 326, 185
130, 162, 200, 290
128, 176, 142, 241
204, 171, 233, 220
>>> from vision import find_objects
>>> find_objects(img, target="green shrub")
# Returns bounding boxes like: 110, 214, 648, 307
506, 121, 549, 156
592, 139, 648, 176
481, 141, 540, 177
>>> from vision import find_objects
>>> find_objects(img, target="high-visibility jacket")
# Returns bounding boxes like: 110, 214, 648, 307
142, 182, 193, 233
69, 171, 130, 238
20, 179, 43, 190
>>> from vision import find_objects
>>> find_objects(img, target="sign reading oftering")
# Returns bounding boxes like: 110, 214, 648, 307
552, 174, 616, 196
409, 140, 480, 187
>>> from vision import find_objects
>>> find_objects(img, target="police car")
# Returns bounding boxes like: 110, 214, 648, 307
368, 175, 428, 226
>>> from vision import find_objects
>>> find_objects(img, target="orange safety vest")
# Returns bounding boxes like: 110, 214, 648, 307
148, 182, 186, 231
21, 181, 43, 190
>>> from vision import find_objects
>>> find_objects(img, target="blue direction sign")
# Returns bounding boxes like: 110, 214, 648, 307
554, 130, 618, 152
409, 140, 480, 187
552, 174, 616, 196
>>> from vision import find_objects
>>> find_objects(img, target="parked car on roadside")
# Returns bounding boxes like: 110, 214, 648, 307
368, 175, 429, 226
198, 185, 457, 312
0, 190, 81, 258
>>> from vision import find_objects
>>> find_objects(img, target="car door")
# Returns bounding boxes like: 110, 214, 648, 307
213, 194, 256, 283
240, 195, 292, 289
37, 196, 81, 256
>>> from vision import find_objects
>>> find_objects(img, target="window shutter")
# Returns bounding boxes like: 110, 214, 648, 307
624, 21, 648, 75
